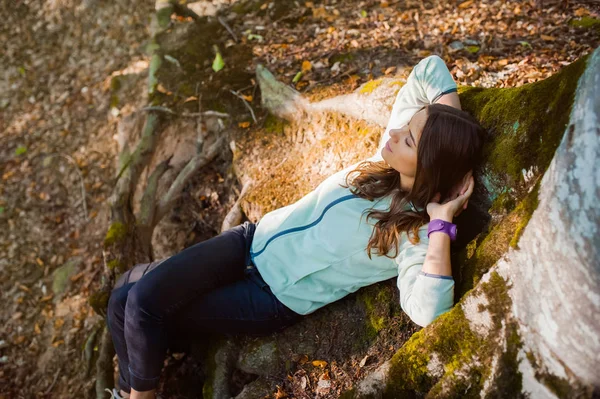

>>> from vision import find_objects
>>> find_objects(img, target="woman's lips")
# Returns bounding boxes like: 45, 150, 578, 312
385, 141, 393, 153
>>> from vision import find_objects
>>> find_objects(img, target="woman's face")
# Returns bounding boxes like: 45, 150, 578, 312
381, 107, 428, 189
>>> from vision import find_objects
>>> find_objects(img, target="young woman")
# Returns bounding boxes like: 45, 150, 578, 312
106, 55, 485, 399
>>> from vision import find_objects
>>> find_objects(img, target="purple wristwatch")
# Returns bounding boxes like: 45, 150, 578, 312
427, 219, 457, 241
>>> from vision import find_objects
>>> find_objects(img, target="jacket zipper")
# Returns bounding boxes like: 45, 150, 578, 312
250, 194, 359, 258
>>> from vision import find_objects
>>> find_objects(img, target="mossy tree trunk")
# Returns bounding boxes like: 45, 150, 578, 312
88, 3, 227, 397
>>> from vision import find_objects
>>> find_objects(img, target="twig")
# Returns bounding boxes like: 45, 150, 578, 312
218, 16, 237, 42
141, 106, 176, 115
230, 90, 257, 123
195, 84, 204, 152
42, 154, 88, 220
44, 366, 61, 395
140, 105, 230, 119
155, 136, 225, 221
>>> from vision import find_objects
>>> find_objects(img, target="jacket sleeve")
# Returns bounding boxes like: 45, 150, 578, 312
373, 55, 458, 158
395, 226, 455, 327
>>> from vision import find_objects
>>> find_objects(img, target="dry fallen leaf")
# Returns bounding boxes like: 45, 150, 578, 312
301, 60, 312, 72
312, 360, 328, 368
238, 121, 251, 128
274, 385, 287, 398
298, 354, 309, 364
458, 0, 474, 8
34, 323, 42, 334
540, 34, 556, 41
40, 294, 53, 302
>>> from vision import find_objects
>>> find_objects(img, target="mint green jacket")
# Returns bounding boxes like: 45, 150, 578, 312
251, 56, 458, 327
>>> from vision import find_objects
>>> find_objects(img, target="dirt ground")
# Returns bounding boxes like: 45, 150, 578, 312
1, 0, 598, 397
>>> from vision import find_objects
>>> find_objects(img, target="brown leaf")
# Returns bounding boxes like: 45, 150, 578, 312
40, 294, 54, 302
540, 34, 556, 41
34, 323, 42, 334
238, 121, 251, 128
298, 354, 309, 364
458, 0, 474, 8
54, 318, 65, 329
19, 284, 31, 293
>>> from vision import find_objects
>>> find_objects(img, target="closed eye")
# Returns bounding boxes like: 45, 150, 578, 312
405, 136, 411, 148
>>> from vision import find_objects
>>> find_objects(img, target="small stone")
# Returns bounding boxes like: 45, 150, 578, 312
449, 41, 464, 51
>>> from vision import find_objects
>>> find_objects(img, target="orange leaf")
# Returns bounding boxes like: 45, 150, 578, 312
275, 385, 287, 398
540, 34, 556, 41
458, 0, 473, 8
242, 95, 253, 102
301, 60, 312, 72
238, 121, 251, 128
34, 323, 42, 334
312, 360, 328, 368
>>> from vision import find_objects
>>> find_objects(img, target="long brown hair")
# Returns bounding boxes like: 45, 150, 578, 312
343, 103, 485, 258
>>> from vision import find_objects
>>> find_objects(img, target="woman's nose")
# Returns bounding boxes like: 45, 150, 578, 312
389, 128, 402, 138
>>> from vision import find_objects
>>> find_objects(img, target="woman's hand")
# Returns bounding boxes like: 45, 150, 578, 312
426, 171, 474, 222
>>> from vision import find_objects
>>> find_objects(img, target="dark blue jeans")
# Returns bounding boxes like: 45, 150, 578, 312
106, 222, 302, 393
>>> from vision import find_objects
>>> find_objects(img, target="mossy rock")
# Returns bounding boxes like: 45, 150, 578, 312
225, 51, 595, 398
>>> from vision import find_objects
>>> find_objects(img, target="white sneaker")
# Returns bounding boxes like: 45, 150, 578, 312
105, 388, 129, 399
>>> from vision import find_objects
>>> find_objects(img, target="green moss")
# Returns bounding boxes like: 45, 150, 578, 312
357, 286, 394, 340
107, 259, 126, 273
264, 113, 289, 135
88, 291, 110, 315
385, 271, 515, 397
359, 78, 384, 94
509, 181, 540, 248
148, 52, 163, 96
331, 52, 355, 64
386, 306, 483, 395
458, 180, 541, 296
525, 351, 586, 398
485, 322, 525, 398
104, 222, 127, 247
459, 54, 588, 198
569, 16, 600, 29
156, 5, 174, 29
489, 189, 516, 214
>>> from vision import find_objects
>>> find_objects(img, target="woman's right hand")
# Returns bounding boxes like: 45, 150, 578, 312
426, 172, 474, 221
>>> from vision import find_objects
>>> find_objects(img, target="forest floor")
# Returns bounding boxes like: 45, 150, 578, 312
1, 0, 599, 398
